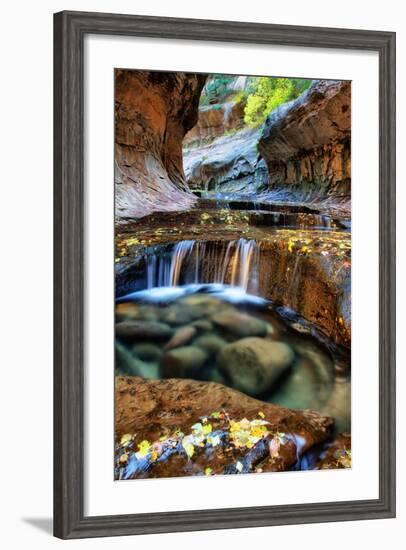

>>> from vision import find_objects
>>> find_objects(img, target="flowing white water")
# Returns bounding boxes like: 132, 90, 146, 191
142, 238, 260, 293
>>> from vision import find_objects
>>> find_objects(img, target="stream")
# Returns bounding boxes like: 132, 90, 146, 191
115, 197, 351, 435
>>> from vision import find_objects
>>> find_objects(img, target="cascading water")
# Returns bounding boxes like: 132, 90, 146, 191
142, 238, 260, 294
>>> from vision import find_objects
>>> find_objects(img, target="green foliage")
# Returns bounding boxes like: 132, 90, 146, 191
230, 90, 245, 104
198, 74, 312, 128
244, 77, 312, 127
200, 74, 236, 105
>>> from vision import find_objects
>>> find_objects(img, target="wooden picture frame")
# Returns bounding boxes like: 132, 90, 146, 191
54, 10, 396, 539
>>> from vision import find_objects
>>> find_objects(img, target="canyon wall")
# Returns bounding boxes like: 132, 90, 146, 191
183, 98, 267, 194
115, 70, 206, 220
258, 80, 351, 202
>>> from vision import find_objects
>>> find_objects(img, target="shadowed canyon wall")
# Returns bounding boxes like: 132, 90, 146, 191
115, 70, 206, 219
258, 80, 351, 202
183, 89, 268, 194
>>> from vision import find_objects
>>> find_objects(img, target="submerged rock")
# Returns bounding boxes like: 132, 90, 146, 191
160, 346, 209, 378
115, 342, 159, 378
132, 343, 163, 362
191, 319, 214, 332
218, 337, 295, 396
115, 376, 335, 479
193, 333, 227, 355
159, 305, 192, 326
116, 320, 173, 343
211, 311, 267, 337
164, 326, 197, 350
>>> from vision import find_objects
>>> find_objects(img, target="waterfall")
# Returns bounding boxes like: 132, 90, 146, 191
169, 240, 196, 286
141, 238, 260, 293
229, 239, 259, 290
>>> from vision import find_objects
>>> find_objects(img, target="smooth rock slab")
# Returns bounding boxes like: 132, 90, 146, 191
160, 346, 209, 378
116, 320, 173, 343
218, 337, 295, 396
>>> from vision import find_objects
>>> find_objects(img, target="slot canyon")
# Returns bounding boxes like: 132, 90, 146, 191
114, 70, 351, 479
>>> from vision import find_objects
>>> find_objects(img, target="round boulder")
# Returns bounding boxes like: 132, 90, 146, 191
193, 334, 227, 356
160, 346, 208, 378
218, 337, 295, 396
133, 343, 163, 362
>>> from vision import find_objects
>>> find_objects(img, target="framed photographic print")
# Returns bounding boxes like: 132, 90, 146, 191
54, 10, 396, 539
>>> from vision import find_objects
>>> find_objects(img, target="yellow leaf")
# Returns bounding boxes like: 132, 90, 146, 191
119, 453, 128, 464
205, 467, 213, 476
288, 240, 294, 253
137, 439, 151, 457
258, 411, 265, 419
183, 441, 195, 459
120, 433, 132, 446
150, 450, 158, 462
202, 423, 212, 435
229, 421, 240, 433
250, 425, 268, 439
239, 418, 251, 431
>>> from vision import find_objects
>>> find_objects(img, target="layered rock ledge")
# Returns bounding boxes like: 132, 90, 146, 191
115, 209, 351, 348
115, 70, 206, 220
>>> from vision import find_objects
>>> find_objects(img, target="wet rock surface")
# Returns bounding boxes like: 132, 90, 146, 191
184, 127, 267, 194
115, 376, 336, 479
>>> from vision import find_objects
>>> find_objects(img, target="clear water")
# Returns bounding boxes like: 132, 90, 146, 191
115, 283, 350, 433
